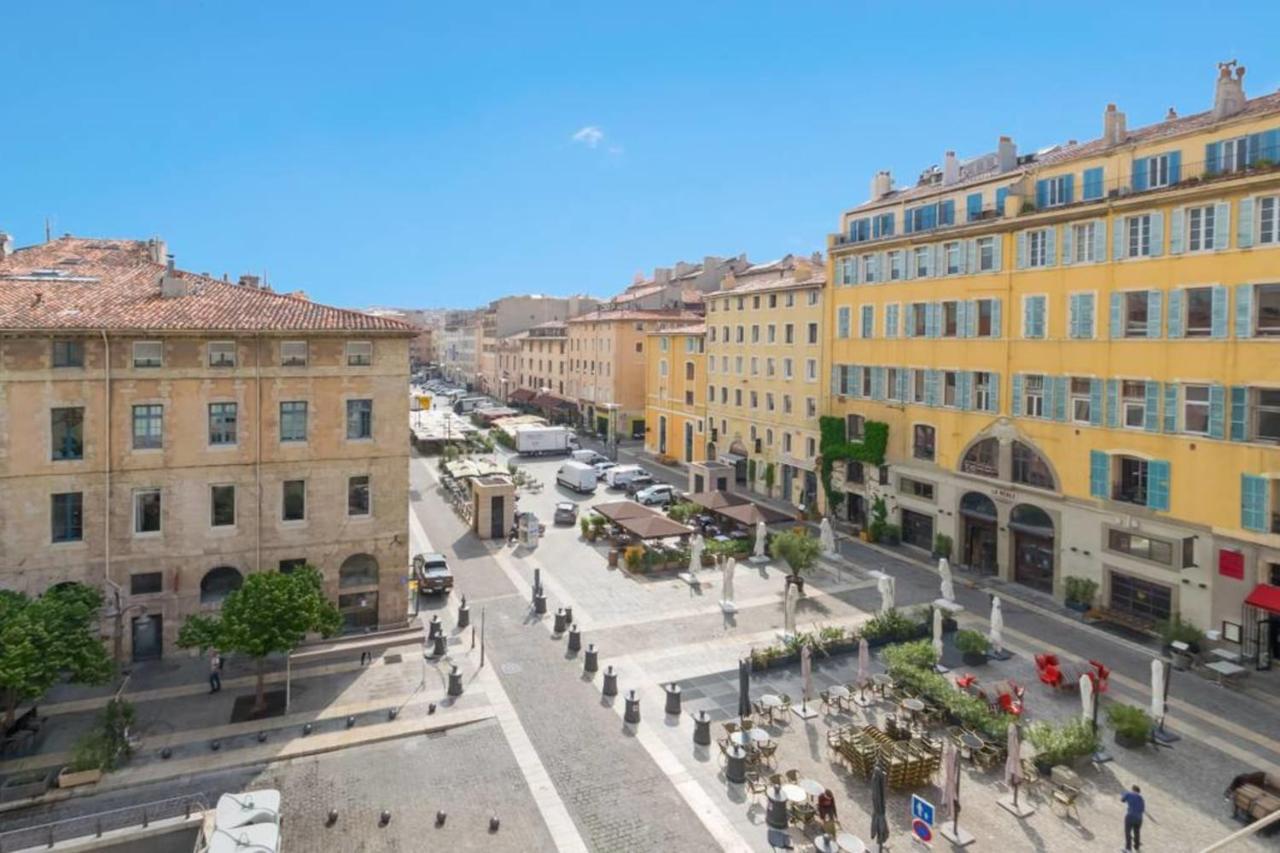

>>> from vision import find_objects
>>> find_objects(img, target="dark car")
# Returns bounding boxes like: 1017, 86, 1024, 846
413, 552, 453, 595
553, 501, 579, 525
624, 473, 657, 495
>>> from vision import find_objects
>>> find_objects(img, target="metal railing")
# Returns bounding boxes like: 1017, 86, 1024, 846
0, 794, 207, 852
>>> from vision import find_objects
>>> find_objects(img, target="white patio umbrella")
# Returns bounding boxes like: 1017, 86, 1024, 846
877, 573, 895, 614
722, 557, 736, 605
1150, 658, 1165, 724
784, 583, 798, 636
1079, 672, 1095, 724
989, 596, 1005, 655
939, 558, 956, 603
687, 533, 704, 575
820, 517, 836, 554
857, 637, 870, 686
753, 522, 768, 560
942, 742, 961, 834
932, 606, 944, 662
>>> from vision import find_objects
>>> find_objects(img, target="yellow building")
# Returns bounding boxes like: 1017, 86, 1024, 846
824, 62, 1280, 657
643, 324, 707, 464
706, 257, 826, 509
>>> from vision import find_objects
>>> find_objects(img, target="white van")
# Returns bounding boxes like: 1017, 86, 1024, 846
556, 461, 597, 495
605, 464, 645, 490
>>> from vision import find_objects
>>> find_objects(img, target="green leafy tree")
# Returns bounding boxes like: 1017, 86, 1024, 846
770, 528, 822, 581
177, 567, 341, 714
0, 583, 113, 726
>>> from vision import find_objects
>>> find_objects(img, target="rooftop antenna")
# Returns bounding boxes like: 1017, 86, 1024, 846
44, 217, 51, 243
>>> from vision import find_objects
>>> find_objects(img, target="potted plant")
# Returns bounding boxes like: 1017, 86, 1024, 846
763, 462, 776, 497
1063, 576, 1098, 613
1156, 614, 1206, 656
61, 699, 136, 788
1106, 703, 1153, 749
932, 533, 953, 561
881, 523, 901, 546
1026, 719, 1100, 772
588, 514, 607, 542
579, 515, 592, 540
866, 496, 888, 543
623, 545, 645, 573
954, 629, 990, 666
770, 527, 822, 596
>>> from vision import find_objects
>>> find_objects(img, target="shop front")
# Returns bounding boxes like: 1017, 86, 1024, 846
901, 508, 934, 552
1242, 583, 1280, 670
1010, 503, 1055, 594
1107, 569, 1173, 625
959, 492, 998, 576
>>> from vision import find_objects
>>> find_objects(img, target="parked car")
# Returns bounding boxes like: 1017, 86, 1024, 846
623, 473, 658, 495
572, 449, 607, 465
605, 465, 647, 490
553, 501, 579, 525
633, 483, 676, 506
413, 553, 453, 595
592, 461, 618, 480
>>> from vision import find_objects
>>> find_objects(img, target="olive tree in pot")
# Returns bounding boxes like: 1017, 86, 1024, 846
953, 629, 990, 666
770, 527, 822, 596
1106, 703, 1154, 749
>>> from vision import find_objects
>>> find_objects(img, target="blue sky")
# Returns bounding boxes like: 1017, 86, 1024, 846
4, 1, 1279, 308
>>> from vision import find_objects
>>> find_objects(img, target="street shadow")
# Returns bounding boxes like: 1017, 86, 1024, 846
722, 611, 738, 629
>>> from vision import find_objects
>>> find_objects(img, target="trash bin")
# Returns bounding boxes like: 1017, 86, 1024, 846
608, 549, 619, 568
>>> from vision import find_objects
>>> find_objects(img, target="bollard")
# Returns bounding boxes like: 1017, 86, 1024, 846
725, 745, 748, 784
553, 608, 567, 634
447, 664, 464, 697
624, 690, 641, 724
664, 683, 682, 716
428, 615, 442, 640
583, 644, 598, 674
567, 625, 581, 653
692, 710, 711, 746
602, 665, 618, 697
457, 601, 470, 630
533, 592, 547, 615
562, 605, 573, 626
432, 633, 447, 658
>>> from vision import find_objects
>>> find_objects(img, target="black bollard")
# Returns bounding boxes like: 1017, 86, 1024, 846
553, 608, 567, 634
428, 615, 442, 640
764, 784, 788, 826
583, 644, 598, 674
447, 664, 463, 697
664, 683, 682, 716
692, 710, 711, 746
602, 665, 618, 697
432, 632, 447, 658
725, 745, 748, 784
624, 690, 641, 724
533, 592, 547, 615
567, 625, 581, 653
563, 605, 573, 626
457, 601, 470, 630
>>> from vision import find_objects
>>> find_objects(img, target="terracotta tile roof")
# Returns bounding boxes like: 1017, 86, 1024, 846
566, 309, 699, 324
721, 272, 825, 296
0, 237, 416, 333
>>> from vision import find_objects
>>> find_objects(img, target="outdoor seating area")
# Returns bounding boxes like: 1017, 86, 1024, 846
1035, 653, 1110, 694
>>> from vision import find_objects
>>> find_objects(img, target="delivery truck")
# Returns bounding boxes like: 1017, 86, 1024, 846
556, 461, 598, 494
514, 425, 576, 456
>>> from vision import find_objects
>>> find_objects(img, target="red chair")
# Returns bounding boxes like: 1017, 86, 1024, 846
1090, 660, 1112, 681
998, 693, 1023, 717
1034, 654, 1059, 671
1038, 665, 1062, 688
955, 673, 978, 689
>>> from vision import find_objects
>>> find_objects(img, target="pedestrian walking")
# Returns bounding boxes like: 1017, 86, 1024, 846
360, 649, 372, 666
1121, 784, 1145, 851
209, 651, 222, 693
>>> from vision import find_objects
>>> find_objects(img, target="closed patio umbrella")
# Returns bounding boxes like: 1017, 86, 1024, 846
1149, 658, 1165, 725
1005, 724, 1024, 807
932, 606, 944, 663
801, 643, 813, 714
1079, 672, 1095, 726
989, 596, 1004, 655
738, 658, 751, 719
942, 742, 961, 835
869, 764, 890, 852
857, 637, 870, 699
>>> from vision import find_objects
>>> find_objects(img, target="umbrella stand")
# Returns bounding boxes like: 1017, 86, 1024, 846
1153, 660, 1181, 745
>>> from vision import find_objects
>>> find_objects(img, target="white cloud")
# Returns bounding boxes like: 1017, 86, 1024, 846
571, 126, 605, 148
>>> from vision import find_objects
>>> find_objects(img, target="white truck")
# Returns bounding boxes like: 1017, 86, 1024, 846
514, 425, 575, 456
556, 461, 598, 494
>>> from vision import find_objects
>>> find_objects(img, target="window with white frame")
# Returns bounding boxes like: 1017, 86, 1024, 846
1028, 229, 1050, 267
886, 368, 901, 401
974, 372, 992, 411
784, 324, 794, 344
807, 322, 818, 344
911, 303, 928, 337
735, 356, 744, 374
1124, 291, 1149, 337
1144, 153, 1174, 188
860, 305, 873, 338
751, 325, 760, 343
783, 358, 793, 379
208, 341, 236, 368
838, 257, 854, 285
1122, 380, 1147, 428
782, 433, 792, 453
1187, 205, 1217, 251
1220, 136, 1249, 173
943, 371, 958, 407
346, 341, 372, 366
913, 247, 929, 277
785, 293, 795, 307
281, 341, 308, 367
889, 251, 904, 280
750, 357, 758, 376
861, 369, 873, 398
805, 436, 816, 458
975, 299, 995, 337
1071, 222, 1098, 263
862, 254, 877, 283
977, 237, 996, 271
1070, 377, 1091, 423
766, 358, 775, 377
1182, 384, 1210, 434
808, 291, 819, 307
766, 392, 775, 411
133, 341, 163, 368
1023, 375, 1044, 417
658, 359, 668, 377
806, 359, 817, 381
912, 370, 926, 404
783, 395, 792, 414
944, 242, 961, 274
1126, 214, 1153, 257
1253, 388, 1280, 442
1044, 175, 1071, 207
837, 307, 851, 339
806, 397, 817, 418
1261, 197, 1279, 244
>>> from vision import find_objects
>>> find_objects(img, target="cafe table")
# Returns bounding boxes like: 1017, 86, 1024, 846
798, 778, 825, 798
780, 783, 807, 804
759, 693, 784, 722
836, 832, 866, 852
730, 729, 771, 747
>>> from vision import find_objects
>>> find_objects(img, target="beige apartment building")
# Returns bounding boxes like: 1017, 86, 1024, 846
476, 294, 599, 396
0, 236, 414, 661
705, 256, 826, 509
643, 324, 707, 463
565, 309, 698, 441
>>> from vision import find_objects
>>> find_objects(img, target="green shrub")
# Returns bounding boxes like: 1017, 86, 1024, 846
1063, 576, 1098, 606
623, 545, 645, 572
1026, 719, 1100, 767
1156, 614, 1205, 650
881, 639, 938, 673
71, 700, 136, 773
770, 528, 821, 576
953, 629, 990, 655
862, 608, 922, 643
932, 533, 953, 558
1105, 703, 1153, 741
579, 516, 591, 538
667, 501, 698, 524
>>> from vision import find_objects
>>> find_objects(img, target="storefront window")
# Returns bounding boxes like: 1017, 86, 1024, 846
1109, 572, 1172, 622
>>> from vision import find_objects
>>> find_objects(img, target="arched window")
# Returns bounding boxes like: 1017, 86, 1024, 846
1010, 503, 1054, 535
960, 491, 998, 520
1011, 441, 1056, 490
200, 566, 243, 605
340, 554, 379, 589
960, 438, 1000, 478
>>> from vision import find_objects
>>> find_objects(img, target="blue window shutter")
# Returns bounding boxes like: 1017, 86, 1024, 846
1092, 220, 1106, 261
1064, 174, 1075, 204
1035, 297, 1046, 338
1067, 294, 1079, 338
1264, 129, 1280, 163
1132, 157, 1149, 192
964, 240, 976, 274
1089, 451, 1110, 499
1081, 293, 1093, 338
1023, 298, 1033, 338
1236, 284, 1254, 338
1209, 385, 1226, 440
1012, 373, 1024, 416
871, 367, 885, 401
1112, 217, 1125, 260
831, 367, 840, 397
1211, 285, 1228, 339
904, 303, 915, 337
1205, 141, 1221, 175
965, 300, 978, 338
896, 368, 908, 401
1238, 197, 1255, 248
1167, 289, 1183, 338
1045, 227, 1057, 267
988, 373, 1000, 413
1146, 289, 1162, 338
852, 366, 864, 398
1230, 386, 1248, 441
992, 236, 1003, 272
990, 299, 1001, 339
1015, 232, 1028, 269
1147, 461, 1170, 512
904, 211, 914, 235
1213, 202, 1230, 251
1144, 381, 1160, 431
942, 200, 955, 226
956, 300, 968, 338
926, 370, 940, 407
1168, 151, 1181, 184
967, 193, 982, 222
1242, 474, 1270, 532
1061, 224, 1074, 266
958, 371, 972, 410
1169, 207, 1184, 254
1053, 376, 1068, 421
1163, 383, 1179, 432
1109, 292, 1122, 339
1083, 167, 1103, 200
1089, 379, 1103, 426
995, 187, 1009, 217
1149, 211, 1164, 257
1106, 379, 1119, 428
1035, 179, 1048, 209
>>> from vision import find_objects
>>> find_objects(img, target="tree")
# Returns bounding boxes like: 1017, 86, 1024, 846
770, 528, 822, 581
0, 583, 113, 726
177, 567, 341, 714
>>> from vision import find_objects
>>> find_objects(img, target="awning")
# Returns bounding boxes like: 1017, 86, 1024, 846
615, 513, 693, 540
720, 453, 747, 465
509, 388, 536, 404
592, 501, 654, 522
533, 393, 577, 411
717, 502, 792, 526
1245, 583, 1280, 614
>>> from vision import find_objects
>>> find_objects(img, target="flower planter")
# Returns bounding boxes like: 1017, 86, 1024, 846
1114, 730, 1148, 749
0, 769, 54, 802
57, 767, 103, 789
961, 651, 989, 667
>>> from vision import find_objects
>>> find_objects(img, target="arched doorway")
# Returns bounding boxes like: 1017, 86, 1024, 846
959, 492, 998, 575
200, 566, 242, 605
1010, 504, 1055, 593
728, 440, 749, 486
338, 554, 380, 633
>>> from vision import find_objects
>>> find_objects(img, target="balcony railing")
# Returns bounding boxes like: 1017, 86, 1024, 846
1113, 485, 1148, 507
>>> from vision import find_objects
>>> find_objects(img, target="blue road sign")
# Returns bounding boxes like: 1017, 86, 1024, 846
911, 794, 935, 826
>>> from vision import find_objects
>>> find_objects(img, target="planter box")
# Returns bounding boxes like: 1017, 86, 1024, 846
1114, 730, 1148, 749
862, 623, 930, 649
961, 651, 989, 667
0, 769, 55, 802
1065, 601, 1090, 614
57, 767, 103, 789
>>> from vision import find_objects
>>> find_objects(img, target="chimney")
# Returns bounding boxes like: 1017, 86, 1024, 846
0, 231, 12, 259
1103, 104, 1127, 146
147, 237, 167, 264
159, 255, 188, 298
942, 151, 959, 186
1212, 60, 1247, 120
1165, 106, 1178, 120
238, 274, 261, 289
869, 170, 893, 200
654, 268, 671, 285
997, 136, 1018, 172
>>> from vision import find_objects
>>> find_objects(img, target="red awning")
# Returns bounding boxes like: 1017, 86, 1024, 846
508, 388, 536, 404
1245, 583, 1280, 614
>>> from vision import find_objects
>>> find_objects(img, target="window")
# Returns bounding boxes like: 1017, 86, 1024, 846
1182, 384, 1210, 434
281, 341, 308, 367
282, 559, 310, 574
806, 397, 817, 418
977, 237, 996, 271
1122, 381, 1146, 428
913, 247, 930, 278
134, 489, 161, 534
783, 358, 794, 379
961, 437, 999, 477
1255, 284, 1280, 336
51, 492, 83, 542
912, 425, 936, 461
348, 475, 371, 516
750, 391, 758, 408
805, 437, 816, 458
1109, 571, 1172, 622
1028, 229, 1050, 267
1071, 222, 1098, 263
766, 358, 775, 377
1126, 214, 1153, 258
889, 251, 904, 280
1107, 529, 1174, 565
208, 341, 236, 367
197, 404, 235, 450
53, 339, 84, 368
862, 254, 877, 283
51, 407, 84, 460
900, 476, 935, 500
280, 401, 308, 442
1043, 175, 1071, 207
1255, 388, 1280, 442
133, 341, 162, 368
1011, 441, 1055, 489
1069, 293, 1094, 339
658, 359, 668, 377
132, 404, 163, 450
1123, 291, 1149, 337
912, 369, 926, 404
1218, 136, 1250, 173
282, 480, 306, 521
736, 326, 744, 343
1187, 205, 1216, 252
1071, 378, 1092, 423
942, 371, 957, 406
808, 290, 819, 307
782, 395, 792, 414
861, 369, 873, 398
786, 293, 795, 308
911, 303, 927, 337
211, 485, 236, 527
782, 433, 792, 453
975, 299, 995, 337
807, 322, 818, 344
131, 572, 163, 595
944, 242, 961, 275
846, 414, 865, 439
751, 325, 760, 344
752, 296, 760, 309
886, 368, 901, 401
837, 307, 851, 339
805, 359, 817, 381
838, 257, 855, 285
860, 306, 873, 338
1023, 296, 1046, 339
784, 324, 794, 344
974, 372, 992, 412
735, 389, 743, 407
766, 393, 775, 411
1115, 455, 1149, 505
1142, 153, 1174, 189
767, 325, 776, 343
1261, 197, 1279, 244
941, 301, 958, 337
344, 340, 374, 366
735, 356, 744, 374
1023, 375, 1044, 417
1174, 286, 1212, 337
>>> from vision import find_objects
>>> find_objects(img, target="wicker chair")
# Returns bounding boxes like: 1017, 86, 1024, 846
757, 741, 778, 769
784, 769, 800, 785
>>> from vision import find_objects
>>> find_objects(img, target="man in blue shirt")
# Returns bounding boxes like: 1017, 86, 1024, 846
1121, 784, 1145, 851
